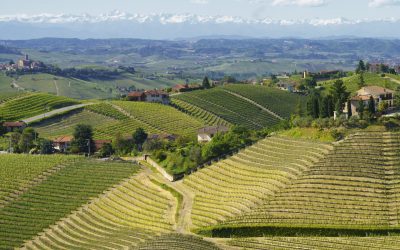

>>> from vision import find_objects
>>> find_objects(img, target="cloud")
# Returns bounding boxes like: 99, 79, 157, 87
271, 0, 327, 7
368, 0, 400, 7
191, 0, 209, 4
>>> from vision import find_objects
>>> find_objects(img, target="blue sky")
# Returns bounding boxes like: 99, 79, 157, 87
1, 0, 400, 19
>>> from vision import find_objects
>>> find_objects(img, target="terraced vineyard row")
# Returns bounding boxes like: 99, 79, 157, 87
94, 117, 161, 139
135, 234, 221, 249
112, 101, 205, 137
226, 237, 400, 250
216, 132, 400, 234
0, 154, 78, 203
85, 103, 129, 120
33, 110, 118, 139
173, 88, 281, 129
171, 98, 231, 127
0, 160, 139, 249
22, 173, 175, 250
0, 93, 80, 121
183, 136, 333, 229
0, 92, 29, 104
223, 84, 305, 119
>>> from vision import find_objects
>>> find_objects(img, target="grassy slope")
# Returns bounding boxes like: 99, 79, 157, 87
0, 72, 17, 93
320, 73, 399, 94
33, 109, 118, 139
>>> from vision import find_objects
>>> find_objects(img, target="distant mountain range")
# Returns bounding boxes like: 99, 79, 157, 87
1, 11, 400, 39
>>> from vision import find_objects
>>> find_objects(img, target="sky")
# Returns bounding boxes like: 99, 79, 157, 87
0, 0, 400, 20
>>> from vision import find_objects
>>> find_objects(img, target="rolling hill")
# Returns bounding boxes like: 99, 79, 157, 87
172, 85, 304, 129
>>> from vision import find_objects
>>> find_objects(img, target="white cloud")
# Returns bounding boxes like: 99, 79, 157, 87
271, 0, 327, 7
368, 0, 400, 7
191, 0, 209, 4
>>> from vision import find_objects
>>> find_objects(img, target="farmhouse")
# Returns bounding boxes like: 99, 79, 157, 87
53, 135, 73, 152
2, 121, 27, 132
276, 82, 295, 93
344, 86, 395, 116
198, 125, 229, 143
173, 84, 190, 92
128, 90, 170, 104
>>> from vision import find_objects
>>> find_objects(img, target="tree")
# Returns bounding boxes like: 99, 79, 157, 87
378, 101, 389, 113
306, 91, 320, 118
132, 128, 148, 151
330, 80, 349, 113
358, 73, 365, 88
368, 96, 376, 115
72, 124, 93, 154
18, 128, 37, 153
319, 96, 329, 118
38, 139, 54, 154
202, 76, 211, 89
357, 100, 365, 119
356, 60, 366, 74
294, 99, 304, 117
347, 100, 352, 118
99, 143, 114, 158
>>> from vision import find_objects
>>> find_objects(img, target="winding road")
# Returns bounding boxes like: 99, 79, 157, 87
22, 103, 94, 124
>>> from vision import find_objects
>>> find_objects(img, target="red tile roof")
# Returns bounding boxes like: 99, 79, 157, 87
3, 121, 26, 127
53, 135, 73, 143
128, 91, 145, 97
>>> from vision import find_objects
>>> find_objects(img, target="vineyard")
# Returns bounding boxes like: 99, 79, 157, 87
222, 84, 305, 119
85, 103, 129, 120
135, 234, 221, 249
0, 93, 80, 121
0, 159, 139, 249
110, 101, 206, 137
183, 136, 333, 229
21, 172, 176, 249
171, 99, 231, 127
204, 132, 400, 236
172, 88, 282, 129
0, 154, 78, 203
33, 110, 119, 139
225, 236, 400, 250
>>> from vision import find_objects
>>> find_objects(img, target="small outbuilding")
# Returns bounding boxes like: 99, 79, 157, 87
197, 125, 229, 143
53, 135, 73, 152
2, 121, 27, 132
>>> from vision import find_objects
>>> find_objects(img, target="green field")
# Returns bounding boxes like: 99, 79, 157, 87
0, 159, 139, 249
203, 132, 400, 236
184, 136, 333, 230
320, 72, 399, 94
22, 170, 175, 249
0, 93, 80, 121
33, 109, 119, 139
172, 87, 283, 130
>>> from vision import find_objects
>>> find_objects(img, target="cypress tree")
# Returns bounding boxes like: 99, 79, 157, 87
368, 96, 376, 115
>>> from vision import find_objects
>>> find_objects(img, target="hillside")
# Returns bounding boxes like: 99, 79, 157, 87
203, 131, 400, 237
172, 86, 300, 130
183, 136, 333, 230
0, 158, 140, 249
320, 72, 399, 94
0, 93, 80, 121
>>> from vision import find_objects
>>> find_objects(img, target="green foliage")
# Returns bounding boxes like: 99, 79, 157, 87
98, 143, 114, 157
38, 139, 55, 154
72, 124, 94, 154
330, 80, 349, 112
202, 76, 211, 89
356, 60, 366, 74
18, 127, 37, 153
132, 127, 148, 150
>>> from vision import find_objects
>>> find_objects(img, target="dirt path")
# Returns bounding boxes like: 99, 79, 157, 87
54, 80, 60, 96
11, 79, 25, 91
385, 76, 400, 85
139, 163, 195, 234
223, 89, 284, 120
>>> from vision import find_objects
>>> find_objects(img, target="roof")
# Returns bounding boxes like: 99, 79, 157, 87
145, 90, 169, 96
351, 95, 372, 101
3, 121, 26, 127
173, 84, 189, 90
358, 86, 395, 96
198, 126, 229, 135
53, 135, 73, 143
128, 91, 145, 97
